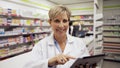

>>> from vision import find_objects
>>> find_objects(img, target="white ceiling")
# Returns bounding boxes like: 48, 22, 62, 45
47, 0, 94, 5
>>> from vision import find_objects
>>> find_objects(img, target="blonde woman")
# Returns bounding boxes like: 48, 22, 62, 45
24, 5, 90, 68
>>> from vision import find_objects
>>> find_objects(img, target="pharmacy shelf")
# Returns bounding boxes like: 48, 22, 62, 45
0, 37, 42, 60
104, 57, 120, 63
0, 31, 51, 37
82, 24, 93, 27
103, 30, 120, 32
104, 46, 120, 49
0, 8, 51, 60
82, 36, 94, 55
103, 43, 120, 46
103, 49, 120, 54
96, 18, 103, 21
96, 31, 103, 35
104, 52, 120, 55
0, 38, 42, 49
71, 14, 94, 38
0, 15, 41, 20
0, 24, 50, 27
103, 23, 120, 26
103, 43, 120, 52
0, 41, 32, 49
104, 59, 120, 63
0, 14, 46, 27
104, 45, 120, 49
103, 41, 120, 44
102, 1, 120, 63
71, 19, 93, 21
96, 39, 103, 42
71, 14, 93, 16
103, 35, 120, 38
0, 48, 32, 60
0, 22, 43, 28
96, 25, 103, 28
0, 23, 44, 27
104, 52, 120, 63
82, 36, 94, 43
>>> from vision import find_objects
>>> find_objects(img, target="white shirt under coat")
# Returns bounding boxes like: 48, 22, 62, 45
23, 33, 89, 68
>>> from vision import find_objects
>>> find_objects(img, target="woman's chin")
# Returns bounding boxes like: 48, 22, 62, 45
55, 32, 64, 35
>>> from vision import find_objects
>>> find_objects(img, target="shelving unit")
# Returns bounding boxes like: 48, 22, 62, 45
0, 7, 51, 60
94, 0, 103, 55
83, 35, 94, 55
71, 14, 94, 34
70, 14, 94, 55
102, 0, 120, 66
93, 0, 104, 68
103, 22, 120, 54
103, 6, 120, 53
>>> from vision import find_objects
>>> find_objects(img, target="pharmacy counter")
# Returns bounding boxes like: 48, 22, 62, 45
0, 52, 31, 68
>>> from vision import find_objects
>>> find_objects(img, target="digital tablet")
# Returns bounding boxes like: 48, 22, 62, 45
70, 54, 105, 68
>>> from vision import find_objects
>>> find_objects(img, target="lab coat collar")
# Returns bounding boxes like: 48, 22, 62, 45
47, 33, 74, 46
67, 33, 74, 43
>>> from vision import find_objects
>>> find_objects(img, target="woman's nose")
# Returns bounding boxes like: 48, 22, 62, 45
59, 22, 64, 27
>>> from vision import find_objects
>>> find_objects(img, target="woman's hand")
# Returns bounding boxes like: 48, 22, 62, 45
48, 54, 75, 67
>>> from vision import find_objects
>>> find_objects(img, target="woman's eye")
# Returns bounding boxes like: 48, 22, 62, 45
54, 19, 60, 23
63, 19, 68, 23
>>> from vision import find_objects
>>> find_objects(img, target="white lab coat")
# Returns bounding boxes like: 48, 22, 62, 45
23, 33, 89, 68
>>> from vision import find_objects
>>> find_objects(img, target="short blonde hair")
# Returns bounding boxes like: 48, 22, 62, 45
49, 5, 71, 21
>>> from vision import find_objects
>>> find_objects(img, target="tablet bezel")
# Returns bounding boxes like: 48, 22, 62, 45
70, 54, 105, 68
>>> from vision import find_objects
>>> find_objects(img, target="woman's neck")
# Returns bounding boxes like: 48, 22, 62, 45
54, 34, 67, 44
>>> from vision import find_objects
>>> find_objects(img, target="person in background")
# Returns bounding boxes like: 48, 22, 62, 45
72, 22, 80, 37
69, 21, 73, 35
24, 5, 93, 68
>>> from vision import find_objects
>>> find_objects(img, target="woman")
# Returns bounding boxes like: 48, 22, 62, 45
24, 5, 90, 68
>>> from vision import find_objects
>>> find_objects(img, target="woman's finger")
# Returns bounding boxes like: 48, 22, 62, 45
61, 56, 68, 62
56, 55, 66, 64
65, 55, 76, 60
56, 54, 75, 65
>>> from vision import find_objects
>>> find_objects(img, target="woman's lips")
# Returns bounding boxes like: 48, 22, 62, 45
56, 29, 66, 32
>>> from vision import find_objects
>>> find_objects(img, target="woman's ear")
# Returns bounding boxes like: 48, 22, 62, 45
48, 19, 51, 25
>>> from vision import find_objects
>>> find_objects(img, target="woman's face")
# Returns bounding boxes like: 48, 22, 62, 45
50, 13, 69, 36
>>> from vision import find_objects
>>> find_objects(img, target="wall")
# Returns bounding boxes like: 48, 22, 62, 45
0, 0, 95, 16
0, 0, 56, 19
103, 0, 120, 17
66, 2, 94, 15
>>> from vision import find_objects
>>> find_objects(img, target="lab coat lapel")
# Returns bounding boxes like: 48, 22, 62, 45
47, 33, 59, 58
47, 33, 74, 57
63, 34, 74, 55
